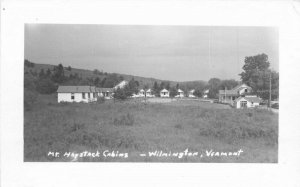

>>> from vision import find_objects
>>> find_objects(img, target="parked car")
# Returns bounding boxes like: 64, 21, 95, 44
271, 103, 279, 109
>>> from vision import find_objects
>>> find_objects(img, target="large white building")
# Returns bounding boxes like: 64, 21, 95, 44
234, 95, 261, 109
96, 88, 114, 99
218, 84, 252, 105
57, 86, 97, 103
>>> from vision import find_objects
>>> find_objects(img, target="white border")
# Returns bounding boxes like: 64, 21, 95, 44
1, 0, 300, 186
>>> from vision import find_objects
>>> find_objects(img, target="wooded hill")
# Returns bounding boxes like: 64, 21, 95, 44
24, 59, 212, 94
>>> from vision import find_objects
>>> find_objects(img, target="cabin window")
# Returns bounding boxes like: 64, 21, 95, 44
88, 93, 90, 98
82, 93, 86, 99
245, 89, 247, 93
241, 101, 247, 108
71, 93, 74, 100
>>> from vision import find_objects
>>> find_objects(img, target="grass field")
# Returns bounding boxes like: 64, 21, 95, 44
24, 95, 278, 162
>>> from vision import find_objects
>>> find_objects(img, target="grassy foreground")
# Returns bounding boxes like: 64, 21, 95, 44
24, 95, 278, 162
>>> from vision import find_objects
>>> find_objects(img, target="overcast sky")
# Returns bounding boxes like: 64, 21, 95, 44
25, 24, 278, 82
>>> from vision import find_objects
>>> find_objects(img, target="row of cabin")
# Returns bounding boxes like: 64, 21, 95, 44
57, 81, 128, 103
218, 83, 262, 109
57, 86, 114, 103
133, 88, 208, 98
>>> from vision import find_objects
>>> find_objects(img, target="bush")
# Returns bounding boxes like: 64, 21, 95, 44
96, 96, 105, 104
113, 88, 127, 100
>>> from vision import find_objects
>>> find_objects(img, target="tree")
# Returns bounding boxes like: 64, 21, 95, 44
240, 53, 270, 85
39, 69, 46, 78
219, 79, 239, 90
194, 89, 202, 98
93, 69, 101, 75
24, 59, 35, 68
239, 53, 279, 100
127, 78, 139, 94
94, 77, 102, 87
46, 68, 52, 77
113, 88, 127, 100
52, 64, 65, 83
169, 87, 177, 97
66, 66, 72, 71
207, 78, 221, 99
152, 81, 160, 96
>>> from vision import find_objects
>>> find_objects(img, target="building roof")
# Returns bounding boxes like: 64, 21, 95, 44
113, 80, 128, 89
96, 88, 114, 92
139, 89, 145, 92
57, 86, 96, 93
146, 89, 151, 92
189, 89, 195, 93
160, 89, 169, 93
178, 89, 184, 93
236, 96, 261, 103
232, 83, 251, 91
219, 90, 238, 96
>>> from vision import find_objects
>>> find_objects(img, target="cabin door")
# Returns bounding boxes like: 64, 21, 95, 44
240, 101, 247, 108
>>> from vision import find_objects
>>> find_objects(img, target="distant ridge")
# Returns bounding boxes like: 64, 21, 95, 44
24, 62, 208, 89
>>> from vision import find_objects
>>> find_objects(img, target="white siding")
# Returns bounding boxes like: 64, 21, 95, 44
160, 92, 169, 97
58, 92, 96, 103
235, 98, 259, 109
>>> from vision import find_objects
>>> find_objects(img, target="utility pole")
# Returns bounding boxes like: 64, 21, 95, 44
224, 86, 226, 103
269, 72, 272, 108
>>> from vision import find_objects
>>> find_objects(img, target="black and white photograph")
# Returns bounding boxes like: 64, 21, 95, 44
2, 0, 300, 186
24, 24, 279, 162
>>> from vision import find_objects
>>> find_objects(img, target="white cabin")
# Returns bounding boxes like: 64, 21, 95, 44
160, 89, 170, 98
234, 96, 261, 109
146, 89, 155, 97
57, 86, 97, 103
139, 89, 145, 97
175, 89, 184, 98
188, 89, 195, 98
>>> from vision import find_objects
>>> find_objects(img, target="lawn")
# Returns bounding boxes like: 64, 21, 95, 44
24, 95, 278, 162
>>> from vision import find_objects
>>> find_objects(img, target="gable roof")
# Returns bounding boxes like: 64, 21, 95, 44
96, 88, 114, 92
146, 89, 151, 92
232, 83, 251, 91
236, 96, 261, 103
178, 89, 184, 93
219, 90, 238, 96
113, 80, 128, 89
160, 89, 169, 93
57, 86, 96, 93
244, 96, 261, 103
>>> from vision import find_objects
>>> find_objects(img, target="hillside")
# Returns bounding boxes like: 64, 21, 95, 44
24, 61, 206, 89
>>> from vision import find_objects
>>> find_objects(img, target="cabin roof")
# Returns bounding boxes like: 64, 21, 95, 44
219, 90, 238, 96
96, 88, 114, 92
236, 96, 261, 103
57, 86, 96, 93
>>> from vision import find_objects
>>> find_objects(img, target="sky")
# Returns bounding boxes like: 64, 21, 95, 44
25, 24, 278, 82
